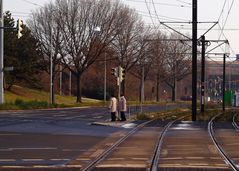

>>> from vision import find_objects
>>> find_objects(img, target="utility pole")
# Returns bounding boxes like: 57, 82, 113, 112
192, 0, 197, 121
222, 54, 226, 111
200, 35, 205, 113
0, 0, 4, 104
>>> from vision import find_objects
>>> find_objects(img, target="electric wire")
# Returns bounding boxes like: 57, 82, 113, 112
136, 10, 189, 22
218, 0, 235, 40
126, 0, 191, 8
175, 0, 191, 6
216, 0, 236, 55
206, 56, 223, 66
217, 0, 227, 23
151, 0, 191, 40
144, 0, 157, 29
19, 0, 42, 7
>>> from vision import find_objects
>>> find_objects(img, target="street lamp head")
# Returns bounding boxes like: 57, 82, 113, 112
94, 26, 101, 32
57, 53, 61, 59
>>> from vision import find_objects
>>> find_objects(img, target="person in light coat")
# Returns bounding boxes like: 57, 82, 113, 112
119, 94, 127, 121
109, 94, 117, 121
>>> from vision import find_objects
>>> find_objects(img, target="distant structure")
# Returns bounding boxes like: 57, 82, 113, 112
236, 54, 239, 60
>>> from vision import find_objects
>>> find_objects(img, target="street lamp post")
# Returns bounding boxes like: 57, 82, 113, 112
59, 64, 62, 96
50, 25, 53, 104
0, 0, 4, 104
69, 70, 71, 96
104, 52, 107, 102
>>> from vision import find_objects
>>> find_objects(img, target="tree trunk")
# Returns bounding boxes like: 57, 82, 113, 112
171, 79, 176, 102
156, 73, 160, 102
122, 77, 125, 95
76, 73, 82, 103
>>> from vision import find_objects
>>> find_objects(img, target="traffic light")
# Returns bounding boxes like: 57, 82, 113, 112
119, 66, 125, 82
17, 19, 23, 39
111, 67, 117, 77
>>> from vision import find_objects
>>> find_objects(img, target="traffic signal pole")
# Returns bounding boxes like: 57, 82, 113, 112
200, 35, 205, 113
192, 0, 197, 121
0, 0, 4, 104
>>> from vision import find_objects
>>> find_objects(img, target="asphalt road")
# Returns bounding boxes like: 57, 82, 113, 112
0, 104, 182, 167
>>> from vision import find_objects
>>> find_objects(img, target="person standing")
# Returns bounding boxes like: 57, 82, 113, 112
109, 94, 117, 121
119, 94, 127, 121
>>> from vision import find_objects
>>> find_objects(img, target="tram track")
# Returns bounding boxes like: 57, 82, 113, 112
80, 114, 188, 171
232, 112, 239, 130
208, 113, 238, 171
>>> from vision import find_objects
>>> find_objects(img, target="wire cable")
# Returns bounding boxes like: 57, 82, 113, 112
144, 0, 158, 29
19, 0, 42, 7
126, 0, 191, 8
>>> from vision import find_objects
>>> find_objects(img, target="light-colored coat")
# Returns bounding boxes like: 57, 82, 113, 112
119, 96, 127, 112
109, 97, 117, 112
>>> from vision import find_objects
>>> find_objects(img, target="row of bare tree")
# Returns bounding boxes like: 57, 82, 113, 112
28, 0, 192, 103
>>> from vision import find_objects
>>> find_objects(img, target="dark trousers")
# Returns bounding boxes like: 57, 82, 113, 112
111, 112, 116, 121
120, 111, 126, 121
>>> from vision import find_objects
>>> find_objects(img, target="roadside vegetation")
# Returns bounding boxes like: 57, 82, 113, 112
0, 85, 104, 110
135, 106, 238, 122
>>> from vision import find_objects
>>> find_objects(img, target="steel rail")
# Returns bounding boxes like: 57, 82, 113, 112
208, 113, 238, 171
81, 119, 154, 171
148, 115, 189, 171
232, 112, 239, 130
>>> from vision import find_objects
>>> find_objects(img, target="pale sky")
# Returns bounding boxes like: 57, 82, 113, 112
4, 0, 239, 59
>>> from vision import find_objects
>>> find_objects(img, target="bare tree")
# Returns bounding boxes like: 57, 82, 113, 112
160, 34, 192, 102
110, 7, 147, 95
130, 27, 154, 101
55, 0, 125, 103
28, 3, 64, 103
149, 32, 168, 102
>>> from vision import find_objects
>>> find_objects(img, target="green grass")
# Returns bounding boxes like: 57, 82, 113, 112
1, 85, 104, 110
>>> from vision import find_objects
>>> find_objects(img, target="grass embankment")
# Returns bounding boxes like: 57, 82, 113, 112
0, 85, 104, 110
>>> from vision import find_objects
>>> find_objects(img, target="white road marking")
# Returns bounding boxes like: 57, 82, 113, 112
22, 159, 44, 162
0, 159, 16, 162
122, 123, 137, 128
50, 159, 70, 161
53, 114, 66, 117
9, 147, 57, 150
0, 133, 22, 136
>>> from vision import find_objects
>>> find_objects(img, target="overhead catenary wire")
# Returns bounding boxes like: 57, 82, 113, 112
136, 10, 190, 22
144, 0, 158, 29
19, 0, 42, 7
175, 0, 191, 6
216, 0, 236, 55
218, 0, 235, 40
126, 0, 191, 8
150, 0, 191, 40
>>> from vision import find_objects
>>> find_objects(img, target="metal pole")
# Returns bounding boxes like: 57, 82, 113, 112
0, 0, 4, 104
222, 54, 226, 111
200, 35, 205, 113
118, 65, 121, 120
50, 26, 53, 104
69, 70, 71, 96
59, 64, 62, 96
104, 52, 106, 102
192, 0, 197, 121
140, 65, 144, 112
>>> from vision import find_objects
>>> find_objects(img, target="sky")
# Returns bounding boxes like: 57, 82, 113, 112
4, 0, 239, 60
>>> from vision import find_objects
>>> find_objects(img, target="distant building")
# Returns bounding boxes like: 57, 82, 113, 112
177, 58, 239, 101
236, 54, 239, 60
